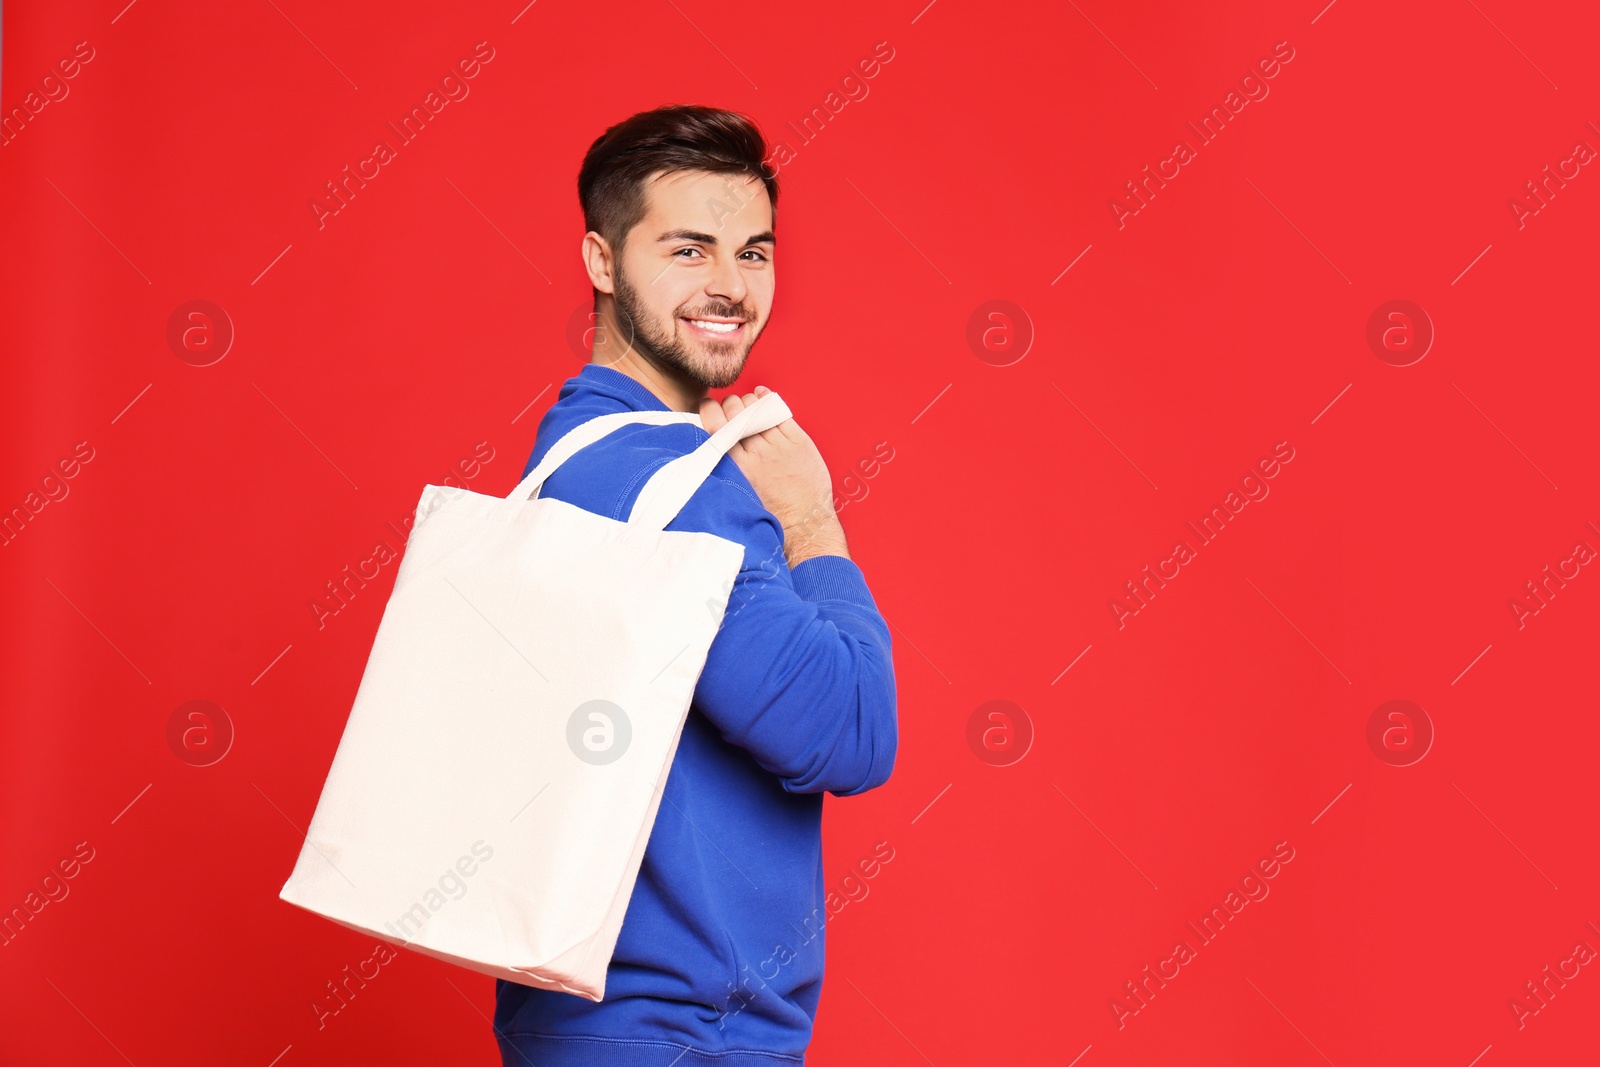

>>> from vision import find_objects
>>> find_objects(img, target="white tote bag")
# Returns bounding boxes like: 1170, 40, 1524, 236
278, 390, 793, 1001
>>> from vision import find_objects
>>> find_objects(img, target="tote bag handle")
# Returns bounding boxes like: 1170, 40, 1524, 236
508, 410, 703, 502
627, 391, 792, 532
507, 392, 794, 530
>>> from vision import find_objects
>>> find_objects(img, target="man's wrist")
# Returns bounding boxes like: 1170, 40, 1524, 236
782, 505, 850, 567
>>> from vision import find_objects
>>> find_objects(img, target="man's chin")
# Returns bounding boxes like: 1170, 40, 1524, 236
695, 356, 749, 390
687, 338, 759, 387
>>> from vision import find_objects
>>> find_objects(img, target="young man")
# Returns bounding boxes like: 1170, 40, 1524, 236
493, 106, 898, 1065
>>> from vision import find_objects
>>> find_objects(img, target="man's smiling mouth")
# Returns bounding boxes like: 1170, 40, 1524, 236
682, 317, 746, 338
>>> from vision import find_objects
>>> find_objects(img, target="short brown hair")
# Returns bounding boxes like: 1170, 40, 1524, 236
578, 104, 778, 253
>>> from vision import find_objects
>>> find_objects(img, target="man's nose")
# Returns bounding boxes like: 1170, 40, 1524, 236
704, 254, 747, 307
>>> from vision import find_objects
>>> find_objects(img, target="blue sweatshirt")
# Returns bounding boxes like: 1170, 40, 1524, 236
493, 363, 898, 1066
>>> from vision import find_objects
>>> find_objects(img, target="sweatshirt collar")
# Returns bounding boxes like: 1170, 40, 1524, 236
571, 362, 674, 412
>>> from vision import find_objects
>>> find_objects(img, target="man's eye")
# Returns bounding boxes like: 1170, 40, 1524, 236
674, 247, 703, 259
741, 249, 769, 262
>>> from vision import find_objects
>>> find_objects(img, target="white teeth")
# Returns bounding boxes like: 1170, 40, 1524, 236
688, 319, 739, 333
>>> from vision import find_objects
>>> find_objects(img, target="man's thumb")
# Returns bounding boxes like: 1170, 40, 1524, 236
699, 396, 726, 433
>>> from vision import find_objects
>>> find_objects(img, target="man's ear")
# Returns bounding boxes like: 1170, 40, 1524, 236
582, 231, 616, 294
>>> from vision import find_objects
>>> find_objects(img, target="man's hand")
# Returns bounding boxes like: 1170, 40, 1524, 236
699, 386, 851, 567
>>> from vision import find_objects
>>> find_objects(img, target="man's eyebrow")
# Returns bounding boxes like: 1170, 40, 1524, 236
657, 229, 718, 244
656, 229, 775, 246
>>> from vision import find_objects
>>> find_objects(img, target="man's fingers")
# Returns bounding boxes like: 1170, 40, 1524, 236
719, 392, 747, 421
699, 396, 727, 434
704, 389, 773, 447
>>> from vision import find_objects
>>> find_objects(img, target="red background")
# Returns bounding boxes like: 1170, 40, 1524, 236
3, 0, 1598, 1063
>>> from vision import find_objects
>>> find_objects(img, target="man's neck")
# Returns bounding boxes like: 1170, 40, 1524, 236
592, 350, 706, 413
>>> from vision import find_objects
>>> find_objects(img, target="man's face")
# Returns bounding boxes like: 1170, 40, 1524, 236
608, 170, 775, 390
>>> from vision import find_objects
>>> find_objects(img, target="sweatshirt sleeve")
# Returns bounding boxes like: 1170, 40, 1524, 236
665, 466, 899, 798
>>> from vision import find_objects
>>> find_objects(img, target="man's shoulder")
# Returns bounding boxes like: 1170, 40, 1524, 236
532, 410, 771, 533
